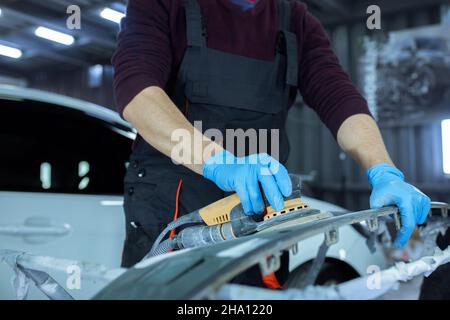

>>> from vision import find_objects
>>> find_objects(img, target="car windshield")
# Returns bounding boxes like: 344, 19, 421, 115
415, 37, 448, 51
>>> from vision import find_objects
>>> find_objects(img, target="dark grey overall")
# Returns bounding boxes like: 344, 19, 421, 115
122, 0, 298, 286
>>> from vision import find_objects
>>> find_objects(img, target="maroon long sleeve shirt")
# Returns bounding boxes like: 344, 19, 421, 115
112, 0, 372, 138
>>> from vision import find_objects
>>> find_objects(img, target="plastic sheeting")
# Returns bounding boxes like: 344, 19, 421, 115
0, 250, 126, 300
217, 245, 450, 300
0, 250, 31, 299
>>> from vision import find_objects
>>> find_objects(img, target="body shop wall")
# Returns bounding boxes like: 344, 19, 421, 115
286, 3, 450, 210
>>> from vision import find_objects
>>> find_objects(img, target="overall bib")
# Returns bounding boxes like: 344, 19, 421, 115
122, 0, 298, 286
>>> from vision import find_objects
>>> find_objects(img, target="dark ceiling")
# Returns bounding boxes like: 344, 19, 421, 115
0, 0, 125, 73
0, 0, 447, 75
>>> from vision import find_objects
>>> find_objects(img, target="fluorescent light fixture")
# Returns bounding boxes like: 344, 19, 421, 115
100, 7, 125, 24
0, 44, 22, 59
0, 8, 3, 16
34, 26, 74, 45
442, 119, 450, 174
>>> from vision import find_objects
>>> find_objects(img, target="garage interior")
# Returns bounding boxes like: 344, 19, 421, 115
2, 0, 449, 209
0, 0, 450, 301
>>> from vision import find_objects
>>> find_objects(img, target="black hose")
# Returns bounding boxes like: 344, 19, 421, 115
144, 237, 177, 259
150, 211, 203, 254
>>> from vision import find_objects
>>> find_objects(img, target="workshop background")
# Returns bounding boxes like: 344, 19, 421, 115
0, 0, 450, 211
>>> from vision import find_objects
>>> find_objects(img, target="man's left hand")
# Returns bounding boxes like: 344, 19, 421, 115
367, 163, 431, 248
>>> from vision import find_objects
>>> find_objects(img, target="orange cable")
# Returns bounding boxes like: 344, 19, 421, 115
169, 179, 183, 238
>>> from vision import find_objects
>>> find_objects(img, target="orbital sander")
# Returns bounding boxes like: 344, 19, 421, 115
146, 174, 329, 258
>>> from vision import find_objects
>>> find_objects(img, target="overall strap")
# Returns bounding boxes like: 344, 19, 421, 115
184, 0, 208, 98
277, 0, 298, 87
185, 0, 206, 48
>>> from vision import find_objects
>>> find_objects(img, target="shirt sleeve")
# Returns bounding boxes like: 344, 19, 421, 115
112, 0, 172, 117
293, 3, 373, 138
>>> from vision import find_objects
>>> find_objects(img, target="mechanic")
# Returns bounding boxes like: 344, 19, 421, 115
112, 0, 431, 287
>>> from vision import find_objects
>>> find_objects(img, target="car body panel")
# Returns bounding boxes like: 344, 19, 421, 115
290, 197, 389, 275
0, 191, 125, 299
95, 206, 398, 300
0, 87, 130, 299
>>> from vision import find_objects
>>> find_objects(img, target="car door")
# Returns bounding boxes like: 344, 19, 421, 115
0, 97, 132, 299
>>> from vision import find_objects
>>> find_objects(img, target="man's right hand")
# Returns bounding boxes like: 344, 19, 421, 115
203, 150, 292, 215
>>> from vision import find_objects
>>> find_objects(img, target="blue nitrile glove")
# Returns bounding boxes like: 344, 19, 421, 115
367, 163, 431, 248
203, 150, 292, 215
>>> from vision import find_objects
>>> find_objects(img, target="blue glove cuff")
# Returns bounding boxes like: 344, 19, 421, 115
366, 163, 405, 187
203, 150, 235, 180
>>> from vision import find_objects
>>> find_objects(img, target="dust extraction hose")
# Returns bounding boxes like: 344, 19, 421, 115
149, 211, 204, 255
145, 237, 178, 259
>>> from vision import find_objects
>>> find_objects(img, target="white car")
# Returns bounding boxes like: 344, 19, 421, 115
0, 87, 388, 300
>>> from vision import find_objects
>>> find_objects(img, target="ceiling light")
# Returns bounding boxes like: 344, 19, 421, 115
34, 26, 74, 45
100, 7, 125, 24
0, 44, 22, 59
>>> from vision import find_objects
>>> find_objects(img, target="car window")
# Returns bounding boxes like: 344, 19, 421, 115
0, 98, 132, 195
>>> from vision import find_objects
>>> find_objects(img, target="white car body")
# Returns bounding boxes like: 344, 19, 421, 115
0, 87, 388, 300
